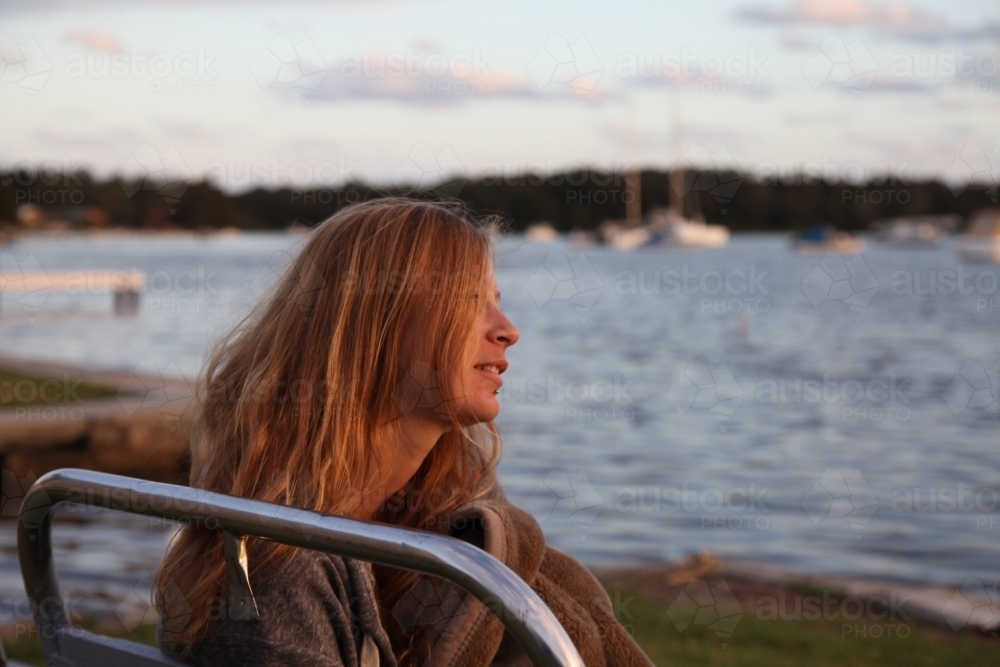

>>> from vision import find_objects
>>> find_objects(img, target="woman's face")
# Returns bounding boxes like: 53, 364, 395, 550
456, 269, 519, 425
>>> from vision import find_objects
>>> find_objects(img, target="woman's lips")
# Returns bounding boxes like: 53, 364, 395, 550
474, 364, 503, 388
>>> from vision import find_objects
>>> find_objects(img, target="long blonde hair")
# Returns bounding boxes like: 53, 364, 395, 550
155, 198, 504, 659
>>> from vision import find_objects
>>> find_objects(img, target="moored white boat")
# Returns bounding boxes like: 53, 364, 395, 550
957, 210, 1000, 263
874, 216, 955, 246
646, 208, 729, 249
598, 221, 651, 250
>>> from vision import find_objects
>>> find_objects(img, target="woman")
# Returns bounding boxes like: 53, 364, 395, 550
156, 198, 652, 667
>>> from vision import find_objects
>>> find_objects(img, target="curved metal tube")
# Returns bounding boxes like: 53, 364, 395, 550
18, 468, 584, 667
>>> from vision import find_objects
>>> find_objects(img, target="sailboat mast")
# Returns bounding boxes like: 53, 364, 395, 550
625, 101, 642, 226
669, 90, 684, 216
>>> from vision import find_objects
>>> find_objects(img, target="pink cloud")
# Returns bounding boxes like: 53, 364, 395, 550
65, 29, 124, 54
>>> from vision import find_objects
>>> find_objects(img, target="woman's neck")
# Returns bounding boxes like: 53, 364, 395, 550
351, 410, 447, 521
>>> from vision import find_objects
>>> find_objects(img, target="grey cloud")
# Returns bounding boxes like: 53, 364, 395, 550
738, 0, 999, 43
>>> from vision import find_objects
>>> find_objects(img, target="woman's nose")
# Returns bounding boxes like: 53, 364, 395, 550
491, 308, 519, 347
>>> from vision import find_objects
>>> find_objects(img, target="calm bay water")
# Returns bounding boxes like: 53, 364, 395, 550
0, 231, 997, 616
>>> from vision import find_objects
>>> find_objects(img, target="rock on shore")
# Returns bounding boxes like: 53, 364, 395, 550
0, 357, 193, 487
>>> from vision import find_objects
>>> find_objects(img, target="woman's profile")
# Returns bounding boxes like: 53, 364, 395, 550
156, 198, 653, 667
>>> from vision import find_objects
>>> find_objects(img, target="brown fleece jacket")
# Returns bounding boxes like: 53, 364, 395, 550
400, 497, 654, 667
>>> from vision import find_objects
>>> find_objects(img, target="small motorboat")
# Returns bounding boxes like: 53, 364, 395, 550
957, 210, 1000, 263
793, 226, 864, 254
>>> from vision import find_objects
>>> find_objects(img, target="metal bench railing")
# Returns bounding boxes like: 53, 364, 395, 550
16, 468, 584, 667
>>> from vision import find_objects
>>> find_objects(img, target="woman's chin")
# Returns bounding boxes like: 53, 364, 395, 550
458, 397, 500, 425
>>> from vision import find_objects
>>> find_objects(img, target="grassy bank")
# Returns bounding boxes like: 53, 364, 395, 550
0, 369, 118, 408
592, 565, 997, 666
2, 618, 157, 666
620, 584, 996, 666
4, 579, 995, 666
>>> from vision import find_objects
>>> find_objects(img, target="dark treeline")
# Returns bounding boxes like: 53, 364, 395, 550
1, 168, 994, 233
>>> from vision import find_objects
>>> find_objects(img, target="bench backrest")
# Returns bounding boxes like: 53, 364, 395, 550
16, 468, 583, 667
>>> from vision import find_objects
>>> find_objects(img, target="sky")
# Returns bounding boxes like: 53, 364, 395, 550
1, 0, 998, 192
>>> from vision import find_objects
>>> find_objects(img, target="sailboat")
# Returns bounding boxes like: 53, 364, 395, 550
598, 220, 651, 250
596, 94, 730, 250
596, 164, 653, 250
646, 209, 730, 248
645, 165, 730, 249
650, 90, 730, 249
597, 106, 650, 251
597, 171, 731, 250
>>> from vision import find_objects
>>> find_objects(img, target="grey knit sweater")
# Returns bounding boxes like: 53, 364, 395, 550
160, 549, 398, 667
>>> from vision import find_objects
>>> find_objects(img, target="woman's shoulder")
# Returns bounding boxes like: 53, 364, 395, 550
162, 549, 396, 667
446, 495, 546, 581
254, 546, 375, 608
